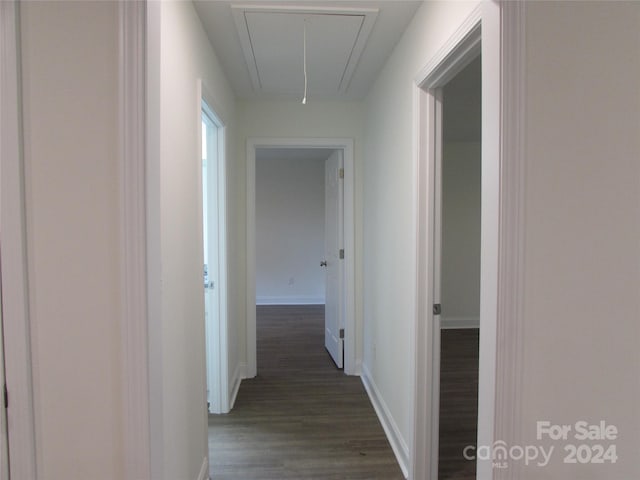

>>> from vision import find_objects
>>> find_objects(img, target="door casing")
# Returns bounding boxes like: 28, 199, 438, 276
323, 150, 345, 369
411, 2, 527, 479
246, 138, 358, 377
199, 91, 229, 415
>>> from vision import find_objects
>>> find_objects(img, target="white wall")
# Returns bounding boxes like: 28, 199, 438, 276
441, 142, 481, 327
518, 2, 640, 478
149, 1, 237, 478
19, 2, 123, 478
256, 154, 326, 305
362, 0, 480, 471
237, 100, 364, 367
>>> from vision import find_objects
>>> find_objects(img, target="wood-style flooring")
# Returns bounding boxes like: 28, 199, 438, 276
438, 328, 479, 480
208, 305, 404, 479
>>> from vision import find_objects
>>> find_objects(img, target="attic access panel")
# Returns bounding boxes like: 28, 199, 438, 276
232, 5, 378, 98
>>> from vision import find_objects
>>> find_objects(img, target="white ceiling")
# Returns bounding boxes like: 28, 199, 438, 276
193, 1, 423, 101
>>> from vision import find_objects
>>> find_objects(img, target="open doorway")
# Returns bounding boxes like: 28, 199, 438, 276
246, 138, 357, 377
254, 148, 344, 369
437, 55, 481, 480
411, 10, 493, 479
200, 93, 229, 415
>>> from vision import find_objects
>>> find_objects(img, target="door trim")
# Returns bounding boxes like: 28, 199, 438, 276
492, 3, 527, 479
411, 2, 526, 479
198, 82, 230, 414
246, 138, 358, 376
119, 1, 151, 478
0, 1, 38, 477
411, 8, 481, 477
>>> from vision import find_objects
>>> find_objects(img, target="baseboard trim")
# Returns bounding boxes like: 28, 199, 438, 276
256, 296, 325, 305
196, 456, 208, 480
361, 364, 409, 478
229, 362, 246, 410
441, 316, 479, 329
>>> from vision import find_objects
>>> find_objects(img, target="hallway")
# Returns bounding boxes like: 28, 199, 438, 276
208, 305, 403, 479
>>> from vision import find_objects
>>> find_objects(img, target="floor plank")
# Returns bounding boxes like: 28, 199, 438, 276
438, 328, 479, 480
209, 305, 405, 479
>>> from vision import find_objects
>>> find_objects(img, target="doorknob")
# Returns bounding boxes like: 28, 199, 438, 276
320, 260, 327, 267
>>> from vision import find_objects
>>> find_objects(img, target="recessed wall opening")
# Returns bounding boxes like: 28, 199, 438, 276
245, 138, 357, 378
437, 54, 481, 480
254, 147, 345, 368
201, 100, 225, 415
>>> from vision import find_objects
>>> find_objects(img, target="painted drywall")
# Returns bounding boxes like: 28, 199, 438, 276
518, 2, 640, 478
236, 100, 365, 367
440, 54, 481, 328
19, 2, 123, 478
255, 154, 327, 305
150, 1, 237, 478
362, 0, 480, 467
441, 142, 481, 328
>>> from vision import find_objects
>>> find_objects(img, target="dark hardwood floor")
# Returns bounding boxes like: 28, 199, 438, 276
438, 328, 479, 480
208, 305, 404, 480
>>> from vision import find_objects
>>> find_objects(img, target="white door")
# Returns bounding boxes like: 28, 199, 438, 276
202, 107, 220, 413
324, 150, 344, 368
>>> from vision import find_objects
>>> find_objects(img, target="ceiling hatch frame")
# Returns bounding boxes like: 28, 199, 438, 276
231, 4, 379, 96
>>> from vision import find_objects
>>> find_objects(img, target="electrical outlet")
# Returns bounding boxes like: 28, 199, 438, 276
288, 277, 295, 286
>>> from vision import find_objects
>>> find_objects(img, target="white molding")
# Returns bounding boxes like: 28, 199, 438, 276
145, 2, 164, 479
199, 79, 231, 417
246, 137, 359, 376
0, 1, 38, 478
411, 6, 484, 480
411, 84, 441, 480
119, 2, 151, 479
441, 317, 480, 329
493, 2, 526, 479
196, 456, 209, 480
228, 362, 246, 411
361, 364, 409, 478
414, 4, 481, 88
256, 296, 325, 305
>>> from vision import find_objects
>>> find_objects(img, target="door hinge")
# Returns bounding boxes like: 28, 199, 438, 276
433, 304, 442, 315
339, 328, 344, 339
339, 168, 344, 179
4, 384, 8, 409
339, 249, 344, 259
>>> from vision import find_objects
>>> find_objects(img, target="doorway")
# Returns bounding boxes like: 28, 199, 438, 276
246, 138, 357, 377
437, 55, 481, 479
199, 91, 229, 415
254, 148, 345, 368
411, 7, 495, 479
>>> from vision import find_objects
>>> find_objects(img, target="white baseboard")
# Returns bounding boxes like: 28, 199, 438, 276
441, 316, 479, 329
256, 295, 325, 305
229, 362, 246, 410
196, 456, 208, 480
361, 364, 409, 478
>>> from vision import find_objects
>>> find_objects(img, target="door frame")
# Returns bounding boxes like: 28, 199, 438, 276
198, 83, 230, 414
412, 12, 480, 477
245, 138, 357, 376
411, 2, 526, 479
0, 1, 38, 478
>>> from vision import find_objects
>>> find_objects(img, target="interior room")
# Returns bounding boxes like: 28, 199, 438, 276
2, 1, 639, 480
